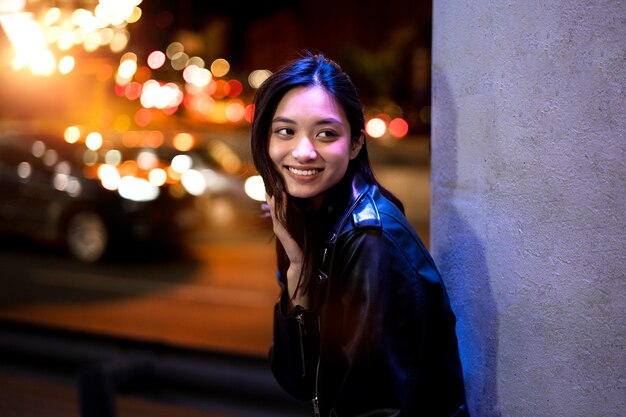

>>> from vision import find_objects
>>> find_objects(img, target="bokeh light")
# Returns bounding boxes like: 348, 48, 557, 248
181, 170, 206, 196
31, 141, 45, 158
127, 6, 142, 24
171, 154, 192, 174
64, 126, 81, 143
244, 175, 266, 202
104, 149, 122, 165
58, 55, 75, 74
17, 162, 32, 179
388, 118, 409, 138
118, 176, 160, 202
166, 42, 184, 59
95, 0, 142, 26
110, 30, 129, 52
98, 164, 121, 190
213, 79, 229, 99
147, 50, 166, 69
365, 118, 387, 138
149, 168, 167, 187
171, 51, 189, 70
135, 108, 152, 127
183, 64, 212, 87
82, 150, 99, 166
140, 80, 183, 110
173, 133, 195, 152
210, 58, 230, 77
244, 104, 255, 123
124, 82, 143, 100
248, 69, 272, 88
85, 132, 103, 150
227, 80, 243, 97
137, 150, 159, 170
44, 7, 61, 26
145, 130, 164, 148
117, 63, 137, 85
225, 100, 245, 123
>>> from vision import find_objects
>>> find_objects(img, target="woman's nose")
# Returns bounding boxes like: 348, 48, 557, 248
292, 136, 317, 160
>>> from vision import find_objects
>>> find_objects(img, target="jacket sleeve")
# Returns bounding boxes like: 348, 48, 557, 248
327, 227, 467, 416
268, 281, 319, 401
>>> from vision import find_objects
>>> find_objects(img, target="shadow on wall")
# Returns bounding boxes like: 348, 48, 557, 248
431, 71, 500, 416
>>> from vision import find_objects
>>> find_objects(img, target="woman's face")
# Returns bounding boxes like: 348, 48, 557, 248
268, 86, 361, 206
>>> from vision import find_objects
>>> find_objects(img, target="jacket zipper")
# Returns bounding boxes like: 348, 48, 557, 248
312, 396, 320, 417
312, 314, 321, 417
297, 312, 321, 416
295, 313, 306, 377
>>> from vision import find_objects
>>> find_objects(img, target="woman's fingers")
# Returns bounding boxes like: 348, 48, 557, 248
265, 192, 303, 266
265, 193, 280, 228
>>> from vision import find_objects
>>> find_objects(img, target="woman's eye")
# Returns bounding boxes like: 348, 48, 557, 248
275, 127, 294, 136
317, 130, 338, 139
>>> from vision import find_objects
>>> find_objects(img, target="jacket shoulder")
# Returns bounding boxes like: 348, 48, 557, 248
351, 192, 382, 228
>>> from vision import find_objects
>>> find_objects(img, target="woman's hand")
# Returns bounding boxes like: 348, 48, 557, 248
266, 192, 309, 309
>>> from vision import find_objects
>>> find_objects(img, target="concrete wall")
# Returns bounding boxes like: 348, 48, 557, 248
430, 1, 625, 415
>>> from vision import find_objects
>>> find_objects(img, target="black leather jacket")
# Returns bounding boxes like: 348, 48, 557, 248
269, 171, 468, 417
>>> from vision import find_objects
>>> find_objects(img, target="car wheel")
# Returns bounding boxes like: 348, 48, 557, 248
65, 210, 109, 262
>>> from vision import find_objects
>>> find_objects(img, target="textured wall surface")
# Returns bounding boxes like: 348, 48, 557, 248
430, 1, 625, 415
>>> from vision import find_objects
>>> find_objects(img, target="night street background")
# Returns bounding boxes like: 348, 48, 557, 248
0, 1, 433, 415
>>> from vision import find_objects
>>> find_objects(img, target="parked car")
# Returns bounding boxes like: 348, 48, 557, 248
0, 131, 204, 262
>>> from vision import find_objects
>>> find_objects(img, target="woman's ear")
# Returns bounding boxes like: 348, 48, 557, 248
350, 131, 364, 160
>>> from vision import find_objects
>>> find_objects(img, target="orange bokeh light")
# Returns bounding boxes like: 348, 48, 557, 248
173, 132, 195, 151
227, 79, 243, 98
388, 118, 409, 138
244, 104, 255, 123
135, 108, 152, 127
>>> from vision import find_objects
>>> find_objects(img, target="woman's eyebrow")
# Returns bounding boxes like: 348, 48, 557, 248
272, 117, 295, 124
315, 118, 343, 125
271, 117, 343, 125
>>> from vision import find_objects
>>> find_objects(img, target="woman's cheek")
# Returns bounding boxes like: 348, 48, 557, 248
268, 142, 285, 171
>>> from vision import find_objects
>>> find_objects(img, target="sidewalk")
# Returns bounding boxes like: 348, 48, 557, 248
0, 321, 308, 417
0, 370, 230, 417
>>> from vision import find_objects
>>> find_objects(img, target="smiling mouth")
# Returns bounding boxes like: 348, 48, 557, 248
287, 166, 323, 176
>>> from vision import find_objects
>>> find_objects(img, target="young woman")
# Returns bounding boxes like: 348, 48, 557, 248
251, 52, 468, 417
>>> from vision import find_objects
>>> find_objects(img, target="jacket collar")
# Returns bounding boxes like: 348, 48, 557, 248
321, 170, 380, 243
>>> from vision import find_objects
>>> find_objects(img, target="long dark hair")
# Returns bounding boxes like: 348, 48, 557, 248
251, 51, 403, 298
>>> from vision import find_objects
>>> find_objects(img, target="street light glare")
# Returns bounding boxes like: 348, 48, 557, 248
0, 12, 50, 71
58, 55, 75, 74
30, 50, 56, 75
95, 0, 141, 27
0, 0, 24, 13
44, 7, 61, 25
